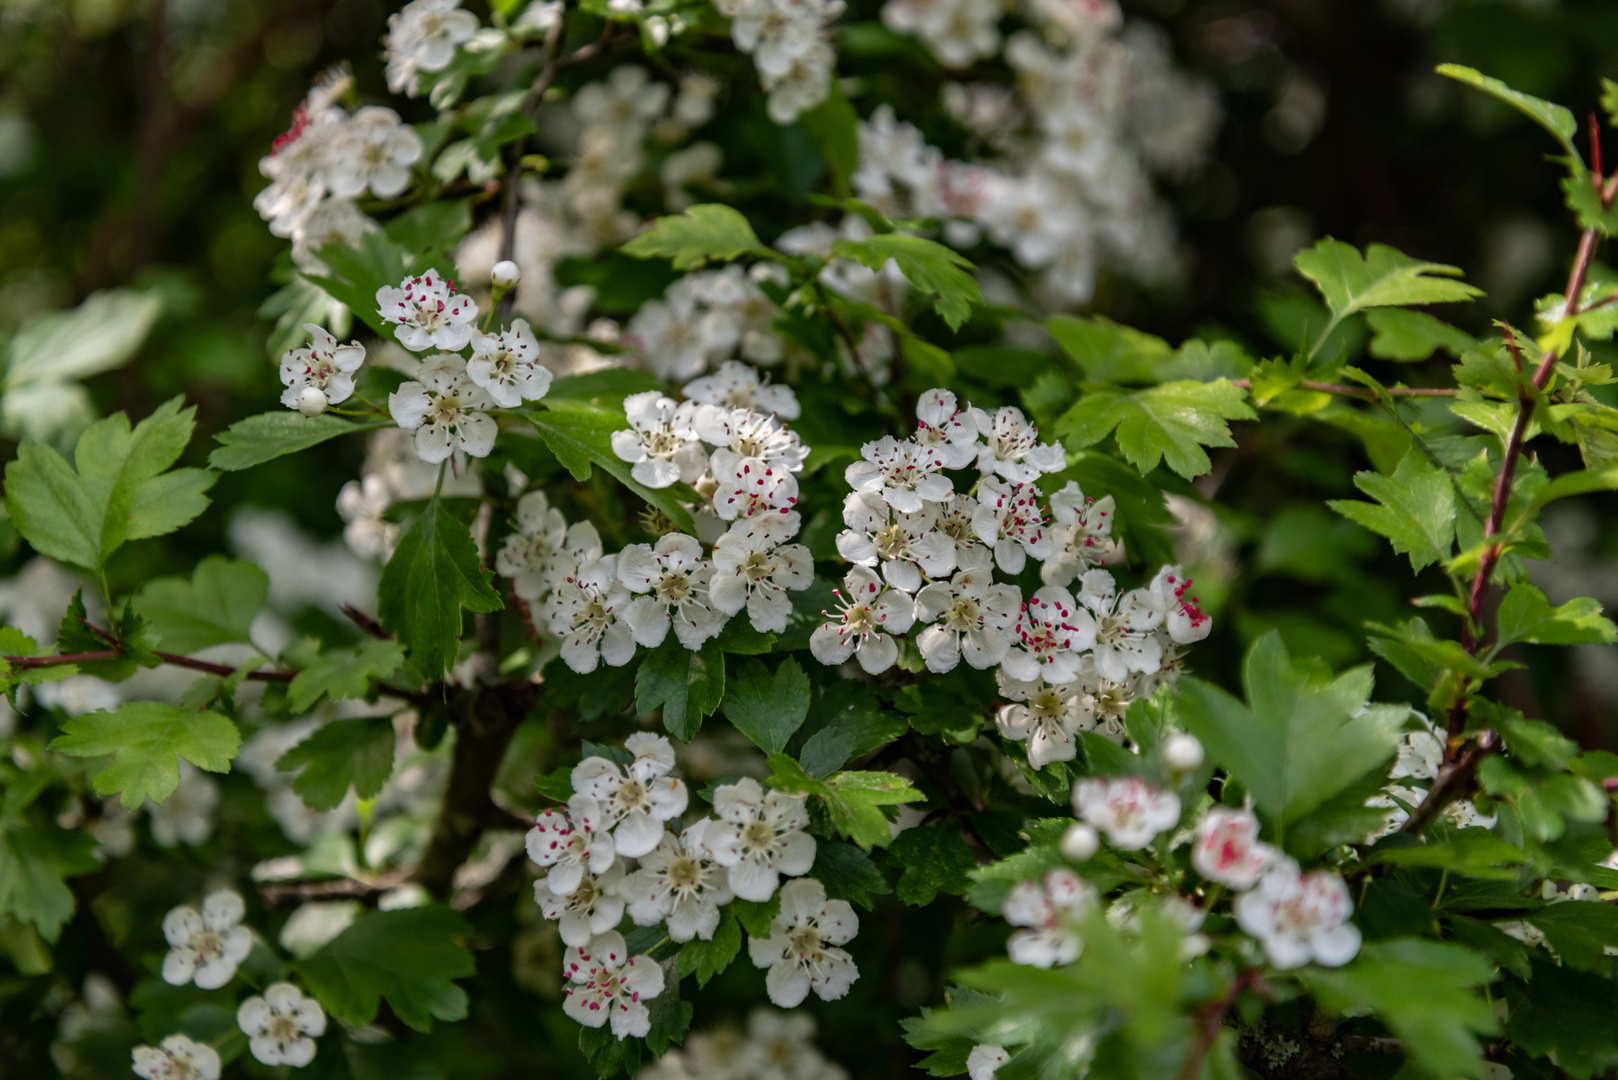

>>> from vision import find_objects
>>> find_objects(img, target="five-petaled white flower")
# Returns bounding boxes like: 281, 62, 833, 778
537, 859, 628, 948
237, 982, 327, 1067
1072, 776, 1181, 850
696, 406, 810, 476
684, 360, 800, 419
278, 324, 364, 415
714, 459, 800, 520
1147, 565, 1212, 645
709, 515, 814, 633
748, 878, 859, 1007
810, 566, 916, 674
704, 778, 816, 901
995, 671, 1095, 768
525, 793, 617, 897
969, 405, 1066, 482
376, 269, 480, 352
836, 492, 957, 594
914, 545, 1019, 672
496, 490, 570, 602
1191, 806, 1274, 890
619, 533, 728, 649
914, 388, 980, 468
387, 353, 498, 463
1233, 858, 1362, 970
328, 106, 423, 199
543, 554, 637, 674
972, 477, 1054, 574
1003, 868, 1095, 968
845, 435, 953, 514
562, 931, 665, 1039
385, 0, 480, 96
1041, 482, 1116, 586
131, 1034, 221, 1080
570, 733, 689, 858
622, 819, 734, 941
1077, 570, 1166, 682
1000, 585, 1094, 686
161, 890, 252, 989
611, 391, 708, 489
467, 318, 552, 407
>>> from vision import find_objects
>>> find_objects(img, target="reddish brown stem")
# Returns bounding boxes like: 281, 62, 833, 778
1178, 970, 1265, 1080
1231, 379, 1455, 400
6, 651, 123, 667
1401, 731, 1497, 834
1591, 112, 1604, 194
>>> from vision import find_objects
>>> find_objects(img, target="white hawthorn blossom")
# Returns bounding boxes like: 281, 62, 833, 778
525, 794, 617, 897
387, 353, 498, 463
1233, 859, 1362, 970
1191, 806, 1274, 890
376, 269, 480, 351
914, 546, 1019, 672
1077, 569, 1166, 682
713, 459, 801, 520
967, 1044, 1011, 1080
619, 533, 728, 649
935, 492, 985, 562
563, 931, 665, 1039
385, 0, 480, 97
1000, 585, 1094, 685
467, 318, 552, 407
537, 859, 628, 948
972, 477, 1053, 573
611, 391, 708, 489
837, 492, 957, 593
1041, 482, 1117, 586
543, 554, 637, 674
1072, 776, 1181, 850
748, 878, 859, 1007
704, 778, 816, 902
237, 983, 327, 1068
571, 733, 689, 858
970, 405, 1067, 482
161, 890, 252, 990
684, 360, 800, 419
912, 388, 980, 468
845, 436, 953, 514
1147, 565, 1212, 644
328, 106, 422, 199
131, 1035, 221, 1080
709, 515, 814, 633
696, 406, 809, 476
627, 277, 722, 381
995, 672, 1092, 768
496, 490, 570, 602
810, 566, 916, 675
278, 324, 364, 414
622, 820, 734, 941
1004, 868, 1096, 968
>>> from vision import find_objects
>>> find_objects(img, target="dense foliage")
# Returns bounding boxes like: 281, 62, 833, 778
5, 2, 1618, 1080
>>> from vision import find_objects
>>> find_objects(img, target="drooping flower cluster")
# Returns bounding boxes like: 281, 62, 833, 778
527, 735, 856, 1033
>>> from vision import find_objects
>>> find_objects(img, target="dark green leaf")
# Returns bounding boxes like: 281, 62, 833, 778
811, 839, 892, 909
1526, 901, 1618, 972
889, 823, 976, 905
132, 556, 268, 654
675, 912, 742, 987
378, 497, 502, 679
300, 907, 475, 1032
209, 412, 387, 472
721, 658, 810, 754
276, 717, 397, 811
1495, 583, 1617, 648
636, 636, 725, 741
831, 234, 981, 330
528, 397, 695, 533
0, 820, 98, 942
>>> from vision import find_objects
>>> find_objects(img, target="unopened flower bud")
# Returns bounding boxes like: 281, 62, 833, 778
1165, 733, 1204, 773
297, 386, 329, 417
491, 260, 521, 289
1060, 822, 1099, 862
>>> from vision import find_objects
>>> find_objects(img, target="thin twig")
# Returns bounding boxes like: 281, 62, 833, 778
1178, 970, 1266, 1080
1231, 378, 1455, 400
341, 604, 391, 641
1402, 730, 1498, 834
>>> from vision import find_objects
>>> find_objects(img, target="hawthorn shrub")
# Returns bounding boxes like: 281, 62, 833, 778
3, 3, 1618, 1080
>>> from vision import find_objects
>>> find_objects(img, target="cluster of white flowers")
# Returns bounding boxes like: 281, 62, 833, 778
142, 890, 330, 1073
1368, 720, 1496, 837
856, 0, 1218, 304
383, 0, 482, 97
807, 387, 1210, 771
527, 735, 857, 1033
626, 272, 791, 382
716, 0, 844, 123
637, 1007, 847, 1080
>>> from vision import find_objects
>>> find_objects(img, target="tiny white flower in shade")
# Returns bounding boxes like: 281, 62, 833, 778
131, 1034, 221, 1080
810, 566, 916, 675
695, 406, 809, 476
543, 553, 638, 674
683, 361, 800, 420
1391, 728, 1443, 781
837, 491, 957, 594
1072, 776, 1181, 850
748, 878, 859, 1007
972, 477, 1053, 574
525, 794, 617, 897
1232, 858, 1362, 970
967, 1043, 1011, 1080
1077, 569, 1166, 683
969, 405, 1066, 482
704, 778, 816, 901
914, 544, 1019, 672
491, 259, 522, 288
1041, 482, 1116, 586
467, 318, 552, 408
376, 269, 480, 352
279, 323, 365, 412
161, 890, 252, 989
496, 490, 570, 602
1003, 868, 1095, 967
328, 106, 423, 199
999, 585, 1095, 686
1164, 733, 1204, 772
611, 391, 709, 489
1147, 565, 1212, 645
618, 533, 727, 649
562, 930, 666, 1039
570, 733, 689, 859
622, 819, 735, 941
387, 353, 498, 463
1059, 822, 1100, 862
844, 435, 953, 514
537, 859, 627, 947
709, 515, 814, 633
237, 982, 327, 1067
1191, 806, 1275, 890
913, 388, 980, 469
385, 0, 479, 96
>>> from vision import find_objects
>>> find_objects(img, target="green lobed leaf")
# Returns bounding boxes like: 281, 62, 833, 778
620, 204, 770, 270
1504, 958, 1618, 1078
377, 497, 502, 679
1293, 238, 1482, 359
0, 820, 99, 943
300, 906, 475, 1032
287, 639, 409, 713
1366, 308, 1481, 361
811, 839, 892, 909
209, 412, 389, 472
636, 636, 726, 741
1044, 316, 1172, 384
831, 234, 982, 331
1494, 583, 1617, 649
276, 717, 397, 811
720, 657, 811, 754
1525, 901, 1618, 972
132, 556, 268, 655
889, 822, 976, 905
51, 702, 240, 809
799, 679, 909, 777
1054, 379, 1255, 480
1436, 64, 1579, 159
1327, 450, 1455, 572
528, 397, 696, 533
765, 754, 924, 850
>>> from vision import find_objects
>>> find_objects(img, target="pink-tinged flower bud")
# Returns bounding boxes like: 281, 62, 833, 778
1060, 822, 1099, 862
297, 386, 329, 417
1165, 733, 1204, 773
492, 260, 522, 289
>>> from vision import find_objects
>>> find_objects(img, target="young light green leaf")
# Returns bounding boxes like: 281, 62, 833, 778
636, 636, 726, 741
1173, 631, 1402, 840
1327, 450, 1455, 572
620, 204, 770, 270
1294, 238, 1482, 360
1044, 316, 1172, 383
299, 906, 476, 1032
1366, 308, 1481, 361
1437, 63, 1579, 159
889, 822, 975, 905
766, 755, 924, 850
0, 821, 99, 943
132, 556, 268, 655
276, 716, 397, 811
209, 412, 388, 472
528, 397, 695, 534
51, 702, 241, 809
831, 234, 982, 330
721, 657, 811, 754
287, 639, 409, 713
1495, 583, 1618, 649
1530, 466, 1618, 509
378, 498, 503, 679
1054, 379, 1255, 479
